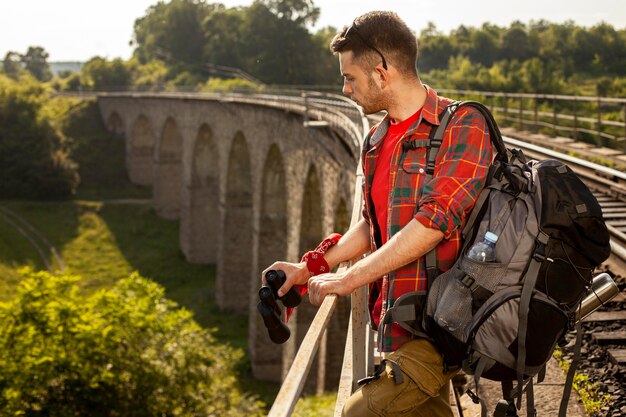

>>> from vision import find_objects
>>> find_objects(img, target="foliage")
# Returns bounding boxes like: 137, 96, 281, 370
0, 74, 79, 199
261, 0, 319, 26
132, 0, 214, 75
123, 3, 626, 92
0, 269, 264, 416
2, 51, 23, 79
130, 0, 337, 86
81, 57, 132, 91
22, 46, 52, 82
553, 348, 611, 415
418, 20, 626, 95
292, 392, 337, 417
128, 57, 169, 90
3, 47, 53, 82
201, 77, 265, 93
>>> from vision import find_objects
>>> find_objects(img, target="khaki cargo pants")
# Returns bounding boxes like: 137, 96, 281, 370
342, 339, 458, 417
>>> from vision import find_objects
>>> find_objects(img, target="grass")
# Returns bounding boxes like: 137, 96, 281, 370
553, 348, 612, 415
292, 392, 338, 417
0, 98, 280, 410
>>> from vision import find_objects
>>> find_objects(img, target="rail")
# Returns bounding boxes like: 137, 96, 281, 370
95, 90, 364, 158
438, 89, 626, 149
66, 86, 626, 151
266, 93, 370, 417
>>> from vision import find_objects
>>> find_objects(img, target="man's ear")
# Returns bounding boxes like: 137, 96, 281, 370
375, 65, 390, 87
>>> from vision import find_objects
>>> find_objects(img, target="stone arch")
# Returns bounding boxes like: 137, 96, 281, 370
250, 144, 288, 382
334, 198, 350, 235
324, 295, 351, 389
154, 117, 183, 220
106, 111, 124, 135
216, 132, 253, 314
128, 114, 155, 185
181, 124, 220, 263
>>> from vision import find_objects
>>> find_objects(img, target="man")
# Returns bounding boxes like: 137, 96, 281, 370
264, 11, 492, 416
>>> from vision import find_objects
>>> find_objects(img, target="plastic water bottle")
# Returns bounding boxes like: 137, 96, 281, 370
466, 231, 498, 262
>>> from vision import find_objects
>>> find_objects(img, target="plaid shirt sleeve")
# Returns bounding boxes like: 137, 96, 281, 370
414, 107, 492, 238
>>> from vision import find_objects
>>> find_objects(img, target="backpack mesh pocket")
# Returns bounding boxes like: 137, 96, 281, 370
432, 269, 473, 341
460, 256, 508, 293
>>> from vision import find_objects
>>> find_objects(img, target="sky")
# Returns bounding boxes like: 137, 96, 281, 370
2, 0, 625, 62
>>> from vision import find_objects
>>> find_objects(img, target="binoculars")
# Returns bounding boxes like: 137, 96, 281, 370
257, 270, 302, 344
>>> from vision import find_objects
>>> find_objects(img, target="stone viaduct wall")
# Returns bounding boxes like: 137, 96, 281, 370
97, 94, 358, 392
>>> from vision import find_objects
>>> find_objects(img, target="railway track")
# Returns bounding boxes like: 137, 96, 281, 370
504, 136, 626, 275
0, 204, 64, 272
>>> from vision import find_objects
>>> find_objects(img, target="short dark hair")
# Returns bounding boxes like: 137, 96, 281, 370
329, 11, 418, 76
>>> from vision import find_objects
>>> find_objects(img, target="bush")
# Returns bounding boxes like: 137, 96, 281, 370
0, 269, 264, 417
0, 75, 79, 199
200, 77, 265, 93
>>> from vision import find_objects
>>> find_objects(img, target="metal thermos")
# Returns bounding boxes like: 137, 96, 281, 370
575, 273, 620, 322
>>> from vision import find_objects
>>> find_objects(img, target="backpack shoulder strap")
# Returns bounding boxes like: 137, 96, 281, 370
424, 100, 507, 285
423, 101, 459, 284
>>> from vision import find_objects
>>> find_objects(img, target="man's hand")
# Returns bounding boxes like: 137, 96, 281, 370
307, 271, 354, 306
261, 261, 309, 298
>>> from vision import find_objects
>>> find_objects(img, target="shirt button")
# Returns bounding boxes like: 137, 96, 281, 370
419, 168, 425, 174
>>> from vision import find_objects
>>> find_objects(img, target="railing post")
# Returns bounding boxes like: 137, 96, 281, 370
302, 92, 309, 124
573, 96, 579, 140
597, 97, 603, 146
503, 93, 508, 127
519, 96, 524, 131
623, 103, 626, 151
552, 96, 558, 138
534, 97, 539, 134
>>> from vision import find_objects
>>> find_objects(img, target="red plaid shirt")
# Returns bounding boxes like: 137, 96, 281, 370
361, 85, 493, 352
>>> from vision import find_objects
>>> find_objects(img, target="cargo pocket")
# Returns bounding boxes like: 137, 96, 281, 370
378, 339, 458, 414
364, 359, 423, 415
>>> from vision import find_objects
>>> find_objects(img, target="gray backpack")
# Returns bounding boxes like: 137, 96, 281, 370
417, 102, 610, 416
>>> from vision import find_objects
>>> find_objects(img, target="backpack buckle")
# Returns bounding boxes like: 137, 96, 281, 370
466, 388, 481, 404
461, 275, 475, 288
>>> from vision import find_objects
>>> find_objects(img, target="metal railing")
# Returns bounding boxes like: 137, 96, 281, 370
439, 89, 626, 150
266, 96, 371, 417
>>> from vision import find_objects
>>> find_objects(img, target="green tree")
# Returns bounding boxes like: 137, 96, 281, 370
465, 23, 501, 67
0, 270, 264, 416
521, 57, 564, 93
0, 75, 78, 199
418, 22, 457, 72
311, 25, 341, 85
261, 0, 319, 26
2, 51, 23, 78
22, 46, 52, 81
81, 57, 132, 91
129, 57, 169, 90
242, 1, 323, 84
132, 0, 213, 78
203, 6, 247, 70
501, 22, 532, 62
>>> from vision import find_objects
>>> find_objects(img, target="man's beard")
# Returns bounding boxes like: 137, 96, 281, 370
357, 75, 387, 115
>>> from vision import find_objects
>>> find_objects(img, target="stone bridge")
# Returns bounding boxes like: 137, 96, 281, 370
97, 92, 363, 392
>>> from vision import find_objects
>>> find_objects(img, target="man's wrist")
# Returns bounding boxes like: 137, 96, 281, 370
302, 251, 330, 276
300, 233, 342, 277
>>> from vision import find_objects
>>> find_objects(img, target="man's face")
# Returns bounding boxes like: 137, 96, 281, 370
339, 51, 386, 115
